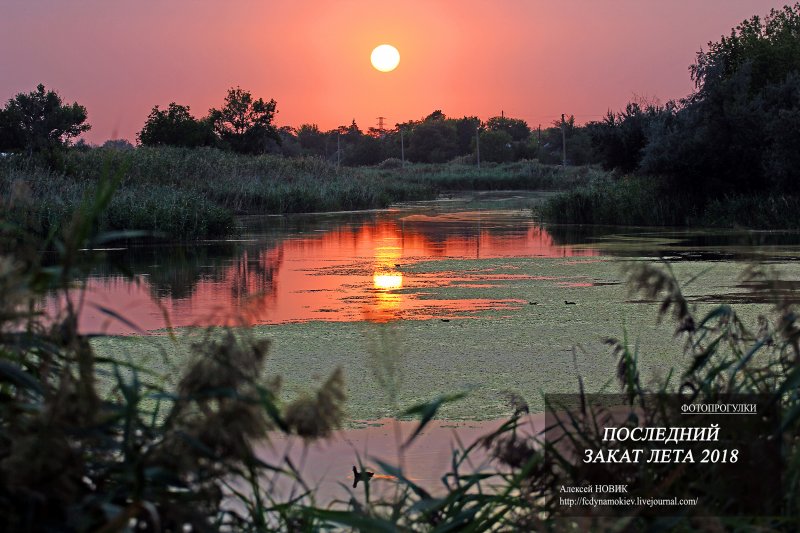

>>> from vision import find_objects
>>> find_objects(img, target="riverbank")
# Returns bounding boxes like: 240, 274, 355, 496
541, 174, 800, 229
0, 147, 596, 240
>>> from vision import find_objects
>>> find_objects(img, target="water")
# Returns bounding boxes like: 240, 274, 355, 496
65, 192, 800, 499
52, 192, 800, 334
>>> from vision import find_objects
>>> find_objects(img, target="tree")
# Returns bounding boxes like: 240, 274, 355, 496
102, 139, 135, 151
478, 130, 514, 163
0, 84, 90, 153
453, 116, 480, 155
407, 113, 458, 163
296, 124, 326, 156
588, 102, 672, 172
640, 3, 800, 196
209, 87, 279, 154
535, 115, 596, 166
690, 4, 800, 100
485, 116, 530, 142
137, 103, 215, 148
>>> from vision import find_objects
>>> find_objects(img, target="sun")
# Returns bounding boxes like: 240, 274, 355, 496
370, 44, 400, 72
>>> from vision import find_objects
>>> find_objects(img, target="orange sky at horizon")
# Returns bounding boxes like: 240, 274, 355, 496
0, 0, 788, 143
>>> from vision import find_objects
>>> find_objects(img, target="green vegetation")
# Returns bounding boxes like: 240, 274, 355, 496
359, 158, 601, 192
0, 157, 237, 240
0, 180, 349, 530
0, 84, 90, 156
3, 167, 800, 530
543, 174, 800, 229
546, 3, 800, 229
541, 175, 697, 226
93, 256, 785, 421
1, 146, 593, 240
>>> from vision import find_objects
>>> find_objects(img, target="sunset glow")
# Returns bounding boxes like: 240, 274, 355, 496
0, 0, 786, 143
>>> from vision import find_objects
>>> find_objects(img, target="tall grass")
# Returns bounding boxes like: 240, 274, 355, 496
1, 148, 437, 241
1, 159, 237, 240
2, 148, 598, 241
541, 174, 698, 226
543, 173, 800, 229
3, 167, 800, 530
0, 170, 348, 531
361, 159, 603, 191
318, 261, 800, 530
61, 147, 436, 214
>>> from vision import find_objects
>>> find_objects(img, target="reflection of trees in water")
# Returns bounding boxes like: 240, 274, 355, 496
147, 244, 237, 300
544, 224, 618, 248
545, 224, 800, 260
87, 243, 240, 300
228, 247, 283, 304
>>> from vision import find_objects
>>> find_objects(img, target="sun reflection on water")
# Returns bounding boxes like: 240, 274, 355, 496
369, 241, 404, 321
373, 273, 403, 290
61, 211, 603, 333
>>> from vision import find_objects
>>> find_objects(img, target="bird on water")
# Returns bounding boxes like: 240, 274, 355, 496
352, 465, 374, 488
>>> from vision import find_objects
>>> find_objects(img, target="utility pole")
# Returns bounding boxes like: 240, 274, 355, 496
537, 124, 542, 160
337, 131, 341, 169
561, 114, 567, 167
476, 126, 481, 169
400, 128, 405, 168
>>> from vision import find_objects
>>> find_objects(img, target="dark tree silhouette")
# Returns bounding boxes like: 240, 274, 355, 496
137, 103, 216, 148
209, 87, 280, 154
0, 84, 90, 153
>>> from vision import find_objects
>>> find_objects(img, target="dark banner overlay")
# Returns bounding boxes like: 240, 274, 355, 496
544, 394, 781, 517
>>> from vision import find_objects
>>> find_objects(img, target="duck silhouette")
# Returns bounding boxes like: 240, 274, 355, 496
564, 300, 576, 305
352, 465, 374, 488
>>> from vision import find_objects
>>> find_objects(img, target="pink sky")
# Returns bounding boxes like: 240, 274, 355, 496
0, 0, 787, 143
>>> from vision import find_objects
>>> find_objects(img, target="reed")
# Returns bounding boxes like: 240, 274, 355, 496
542, 174, 800, 229
2, 168, 800, 530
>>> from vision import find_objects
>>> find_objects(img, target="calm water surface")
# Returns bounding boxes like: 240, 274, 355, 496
54, 192, 800, 334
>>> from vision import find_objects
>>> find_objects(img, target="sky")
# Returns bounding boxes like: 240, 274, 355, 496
0, 0, 789, 143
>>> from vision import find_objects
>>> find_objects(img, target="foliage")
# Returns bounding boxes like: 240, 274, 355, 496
361, 158, 600, 191
537, 115, 595, 166
691, 3, 800, 98
284, 111, 536, 167
588, 4, 800, 199
296, 123, 326, 155
453, 115, 481, 154
406, 116, 459, 163
551, 4, 800, 227
137, 103, 216, 148
587, 101, 675, 173
209, 87, 280, 155
101, 138, 135, 151
542, 172, 800, 229
0, 169, 347, 531
477, 129, 514, 163
541, 174, 697, 226
4, 164, 800, 530
0, 157, 236, 240
0, 147, 439, 240
0, 84, 90, 154
485, 115, 530, 142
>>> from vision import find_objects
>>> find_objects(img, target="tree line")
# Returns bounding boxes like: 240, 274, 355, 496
588, 3, 800, 197
0, 86, 596, 167
3, 3, 797, 180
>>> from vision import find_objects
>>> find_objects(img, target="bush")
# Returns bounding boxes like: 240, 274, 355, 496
378, 157, 404, 169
